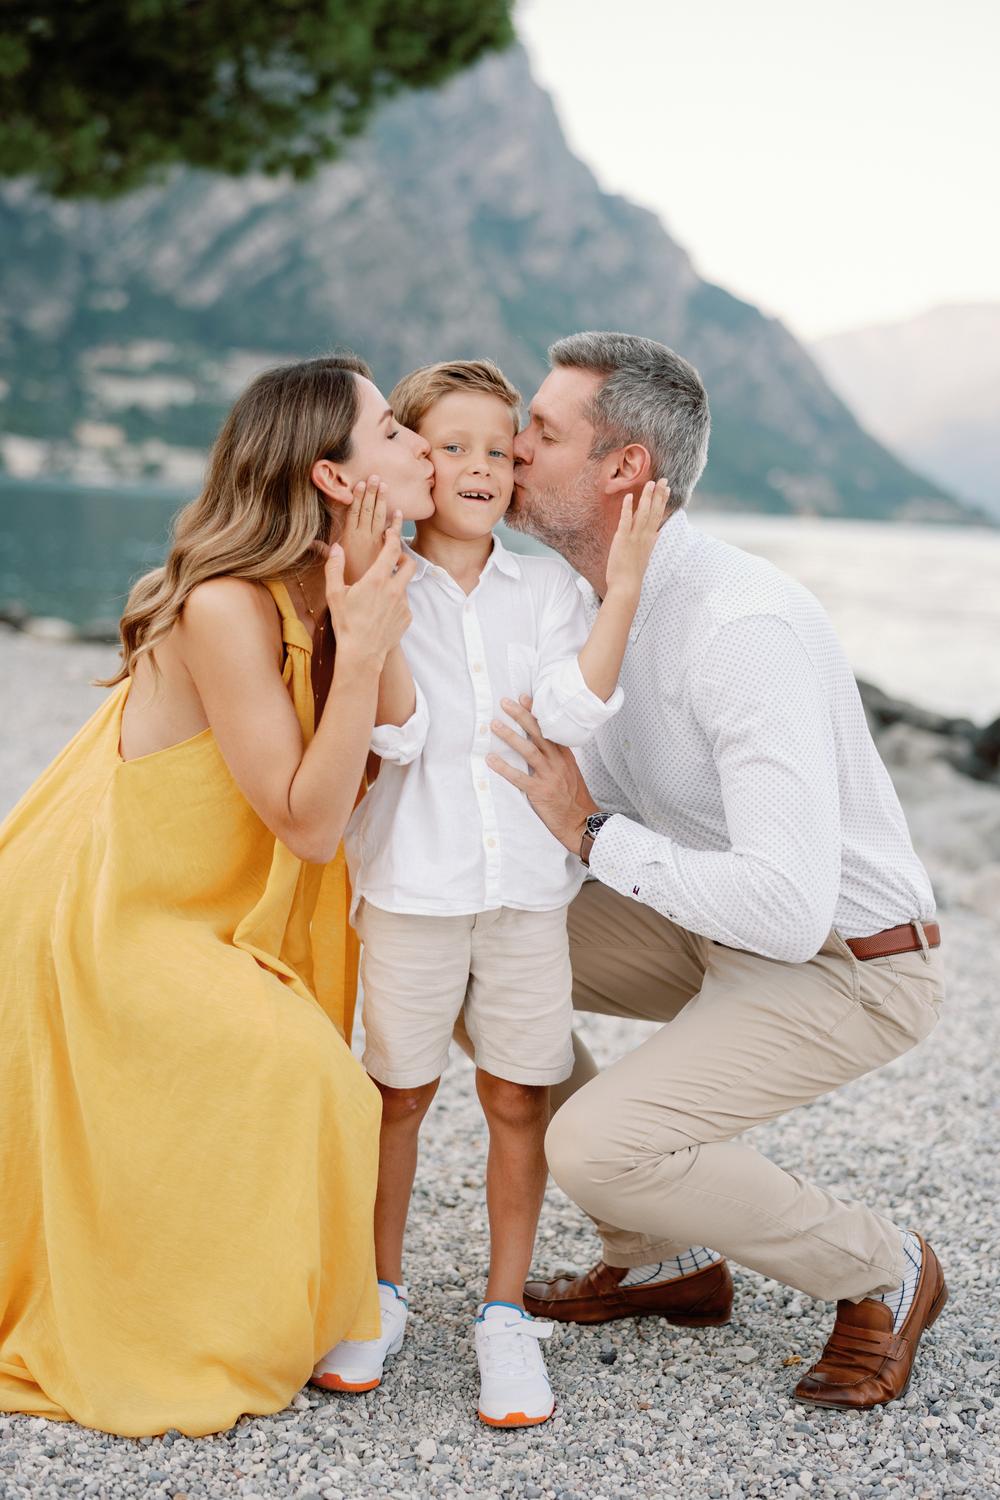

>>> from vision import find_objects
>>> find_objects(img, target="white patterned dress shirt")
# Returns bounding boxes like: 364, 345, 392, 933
344, 534, 623, 918
581, 508, 935, 964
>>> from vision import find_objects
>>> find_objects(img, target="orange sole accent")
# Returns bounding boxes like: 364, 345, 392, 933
478, 1406, 554, 1428
310, 1373, 380, 1393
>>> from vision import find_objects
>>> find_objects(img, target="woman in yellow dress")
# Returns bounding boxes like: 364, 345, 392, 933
0, 353, 436, 1437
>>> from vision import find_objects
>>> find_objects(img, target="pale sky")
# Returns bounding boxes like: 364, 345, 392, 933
517, 0, 1000, 341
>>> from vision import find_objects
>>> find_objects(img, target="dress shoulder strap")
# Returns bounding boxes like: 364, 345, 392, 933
263, 580, 312, 655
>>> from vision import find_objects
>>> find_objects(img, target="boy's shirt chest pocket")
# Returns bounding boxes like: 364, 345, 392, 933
505, 642, 540, 702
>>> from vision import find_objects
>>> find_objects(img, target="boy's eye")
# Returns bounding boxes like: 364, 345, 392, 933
442, 443, 462, 453
490, 449, 509, 460
387, 428, 399, 441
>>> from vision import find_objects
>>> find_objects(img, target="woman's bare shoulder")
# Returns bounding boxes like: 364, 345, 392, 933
178, 577, 280, 639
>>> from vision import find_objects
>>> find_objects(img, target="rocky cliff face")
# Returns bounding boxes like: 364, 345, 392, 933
0, 45, 979, 521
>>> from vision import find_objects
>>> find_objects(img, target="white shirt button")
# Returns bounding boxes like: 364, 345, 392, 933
478, 723, 487, 735
477, 779, 487, 790
486, 838, 497, 849
472, 662, 483, 672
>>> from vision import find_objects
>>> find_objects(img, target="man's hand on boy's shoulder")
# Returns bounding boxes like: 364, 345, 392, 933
487, 695, 598, 855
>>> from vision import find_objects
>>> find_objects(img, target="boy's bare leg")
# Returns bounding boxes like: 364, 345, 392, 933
476, 1069, 550, 1305
373, 1078, 439, 1284
454, 1012, 596, 1115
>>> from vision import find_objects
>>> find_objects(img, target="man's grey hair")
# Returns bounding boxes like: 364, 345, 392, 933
548, 331, 710, 506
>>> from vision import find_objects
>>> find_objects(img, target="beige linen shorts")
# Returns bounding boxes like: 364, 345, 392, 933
355, 899, 575, 1089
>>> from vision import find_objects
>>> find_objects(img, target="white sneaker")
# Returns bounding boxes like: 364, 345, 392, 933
474, 1301, 555, 1427
311, 1280, 408, 1392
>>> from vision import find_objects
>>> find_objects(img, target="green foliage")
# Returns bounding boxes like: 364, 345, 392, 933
0, 0, 514, 197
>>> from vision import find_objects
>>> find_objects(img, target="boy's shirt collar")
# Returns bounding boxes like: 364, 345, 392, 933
402, 532, 523, 588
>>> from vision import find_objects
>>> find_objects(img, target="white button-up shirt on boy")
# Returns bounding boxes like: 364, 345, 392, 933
344, 535, 623, 918
581, 508, 936, 965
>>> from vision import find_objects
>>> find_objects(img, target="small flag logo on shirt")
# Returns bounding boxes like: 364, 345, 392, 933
632, 885, 640, 896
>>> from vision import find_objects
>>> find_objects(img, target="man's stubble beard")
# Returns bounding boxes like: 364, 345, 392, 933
507, 464, 607, 582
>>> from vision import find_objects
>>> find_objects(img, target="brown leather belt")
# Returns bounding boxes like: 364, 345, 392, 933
845, 921, 941, 961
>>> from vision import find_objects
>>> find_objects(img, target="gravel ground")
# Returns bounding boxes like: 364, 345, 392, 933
1, 631, 998, 1499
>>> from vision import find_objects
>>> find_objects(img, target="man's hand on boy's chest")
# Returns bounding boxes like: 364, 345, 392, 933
487, 695, 599, 855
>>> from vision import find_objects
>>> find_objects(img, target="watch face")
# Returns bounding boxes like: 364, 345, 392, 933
587, 812, 612, 837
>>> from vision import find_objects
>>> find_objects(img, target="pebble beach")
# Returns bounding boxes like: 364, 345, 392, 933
1, 629, 998, 1499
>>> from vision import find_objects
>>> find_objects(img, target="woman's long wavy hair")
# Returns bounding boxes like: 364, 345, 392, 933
100, 353, 371, 686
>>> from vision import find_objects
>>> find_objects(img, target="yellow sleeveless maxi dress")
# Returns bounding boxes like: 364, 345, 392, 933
0, 581, 381, 1437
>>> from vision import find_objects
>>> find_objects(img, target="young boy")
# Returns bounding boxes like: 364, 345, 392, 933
313, 360, 668, 1426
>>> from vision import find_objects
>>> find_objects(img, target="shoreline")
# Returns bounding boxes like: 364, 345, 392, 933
0, 601, 121, 646
4, 507, 1000, 721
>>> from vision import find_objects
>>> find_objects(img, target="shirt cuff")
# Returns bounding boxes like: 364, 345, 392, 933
369, 681, 429, 765
588, 814, 667, 907
535, 656, 624, 746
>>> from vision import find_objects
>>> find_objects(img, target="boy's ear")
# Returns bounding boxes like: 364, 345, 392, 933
604, 442, 653, 495
311, 459, 354, 506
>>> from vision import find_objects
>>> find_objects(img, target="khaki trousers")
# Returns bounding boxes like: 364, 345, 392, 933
544, 882, 945, 1304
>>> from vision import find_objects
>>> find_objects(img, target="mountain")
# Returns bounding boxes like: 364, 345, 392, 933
0, 44, 982, 523
813, 304, 1000, 520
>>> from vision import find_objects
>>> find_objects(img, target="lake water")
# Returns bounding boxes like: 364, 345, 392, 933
2, 481, 998, 724
700, 511, 1000, 725
0, 479, 188, 631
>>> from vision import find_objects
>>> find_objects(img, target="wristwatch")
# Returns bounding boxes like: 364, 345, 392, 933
579, 811, 613, 867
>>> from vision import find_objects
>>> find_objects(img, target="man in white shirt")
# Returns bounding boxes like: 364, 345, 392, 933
486, 331, 947, 1410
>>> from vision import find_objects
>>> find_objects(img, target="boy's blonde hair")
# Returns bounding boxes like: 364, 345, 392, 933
389, 359, 521, 433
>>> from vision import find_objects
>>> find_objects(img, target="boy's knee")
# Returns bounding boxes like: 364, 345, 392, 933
375, 1078, 438, 1125
477, 1072, 549, 1130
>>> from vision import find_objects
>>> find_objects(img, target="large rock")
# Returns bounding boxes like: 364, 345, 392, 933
22, 616, 77, 642
967, 716, 1000, 780
850, 682, 1000, 922
859, 679, 978, 741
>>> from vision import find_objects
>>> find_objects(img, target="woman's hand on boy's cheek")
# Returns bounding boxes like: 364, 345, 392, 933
341, 476, 390, 584
487, 696, 598, 854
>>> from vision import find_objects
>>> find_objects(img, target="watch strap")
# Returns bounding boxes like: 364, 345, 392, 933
580, 811, 613, 867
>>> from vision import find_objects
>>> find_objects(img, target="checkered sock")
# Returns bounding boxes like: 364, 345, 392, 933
619, 1247, 722, 1286
874, 1229, 922, 1331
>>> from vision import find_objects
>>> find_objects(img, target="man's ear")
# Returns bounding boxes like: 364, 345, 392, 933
311, 458, 354, 507
604, 442, 653, 496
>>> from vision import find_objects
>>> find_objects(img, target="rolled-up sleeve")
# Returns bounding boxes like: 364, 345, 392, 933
369, 680, 430, 765
588, 615, 841, 964
532, 567, 624, 747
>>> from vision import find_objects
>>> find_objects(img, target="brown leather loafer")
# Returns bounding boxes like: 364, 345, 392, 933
794, 1235, 947, 1410
523, 1257, 733, 1326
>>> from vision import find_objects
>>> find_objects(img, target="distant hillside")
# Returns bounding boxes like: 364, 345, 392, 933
813, 304, 1000, 520
0, 45, 981, 523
